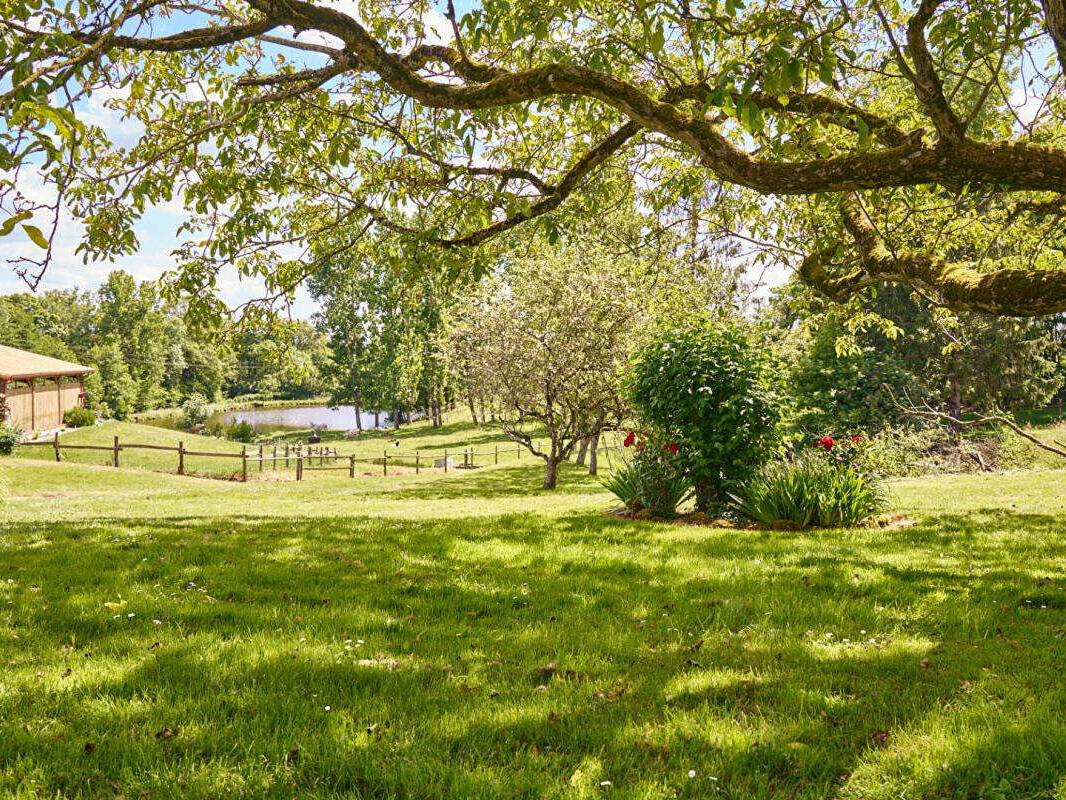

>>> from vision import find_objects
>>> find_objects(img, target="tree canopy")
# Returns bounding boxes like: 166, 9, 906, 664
3, 0, 1066, 315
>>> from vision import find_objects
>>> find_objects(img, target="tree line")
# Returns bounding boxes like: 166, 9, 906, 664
0, 270, 333, 419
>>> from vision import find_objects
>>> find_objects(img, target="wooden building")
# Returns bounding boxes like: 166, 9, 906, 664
0, 345, 93, 433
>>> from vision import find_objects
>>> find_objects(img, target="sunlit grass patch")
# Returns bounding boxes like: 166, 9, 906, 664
2, 449, 1066, 797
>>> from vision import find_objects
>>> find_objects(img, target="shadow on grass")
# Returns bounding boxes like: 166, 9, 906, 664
2, 507, 1066, 798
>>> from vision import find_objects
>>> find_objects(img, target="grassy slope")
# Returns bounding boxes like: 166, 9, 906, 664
15, 416, 566, 478
14, 421, 249, 478
2, 445, 1066, 798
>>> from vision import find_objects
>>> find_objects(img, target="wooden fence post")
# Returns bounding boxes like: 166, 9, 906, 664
296, 456, 303, 481
113, 435, 120, 468
178, 440, 185, 475
273, 444, 278, 471
415, 451, 420, 474
383, 449, 388, 476
284, 443, 290, 468
349, 454, 355, 478
444, 449, 448, 473
241, 447, 248, 482
259, 444, 264, 473
53, 432, 60, 462
494, 444, 498, 465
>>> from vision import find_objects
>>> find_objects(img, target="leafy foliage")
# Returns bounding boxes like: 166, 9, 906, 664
180, 394, 211, 431
730, 453, 889, 529
0, 423, 22, 456
620, 432, 693, 519
451, 238, 638, 488
7, 0, 1066, 317
224, 421, 256, 444
309, 229, 462, 430
600, 461, 642, 511
62, 407, 95, 428
629, 316, 781, 512
781, 289, 1066, 435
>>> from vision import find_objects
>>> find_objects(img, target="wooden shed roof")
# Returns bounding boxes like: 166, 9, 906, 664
0, 344, 94, 381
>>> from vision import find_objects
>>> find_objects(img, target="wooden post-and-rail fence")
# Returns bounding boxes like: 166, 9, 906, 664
23, 435, 559, 482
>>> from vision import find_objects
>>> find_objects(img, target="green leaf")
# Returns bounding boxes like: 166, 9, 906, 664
22, 223, 49, 249
649, 26, 665, 54
0, 210, 33, 237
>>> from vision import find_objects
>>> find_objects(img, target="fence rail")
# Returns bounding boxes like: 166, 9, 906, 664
20, 433, 566, 482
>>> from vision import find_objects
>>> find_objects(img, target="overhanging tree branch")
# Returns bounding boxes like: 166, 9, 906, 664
802, 194, 1066, 316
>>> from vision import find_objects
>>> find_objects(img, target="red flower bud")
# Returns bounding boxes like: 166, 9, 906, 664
816, 435, 835, 451
667, 442, 679, 455
623, 431, 636, 448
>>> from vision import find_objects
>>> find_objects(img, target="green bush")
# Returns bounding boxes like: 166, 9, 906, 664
730, 453, 888, 529
632, 447, 693, 519
629, 315, 780, 513
181, 393, 211, 431
225, 420, 256, 443
0, 422, 23, 456
63, 406, 96, 428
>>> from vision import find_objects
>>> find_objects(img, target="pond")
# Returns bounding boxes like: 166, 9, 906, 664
144, 404, 395, 433
221, 405, 392, 432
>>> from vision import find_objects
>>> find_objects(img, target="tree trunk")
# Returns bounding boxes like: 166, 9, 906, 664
354, 400, 362, 432
467, 394, 478, 425
374, 409, 380, 429
694, 479, 717, 514
543, 457, 559, 489
588, 431, 600, 475
575, 436, 590, 466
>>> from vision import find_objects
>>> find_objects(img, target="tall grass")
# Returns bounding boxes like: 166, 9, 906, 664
730, 454, 888, 529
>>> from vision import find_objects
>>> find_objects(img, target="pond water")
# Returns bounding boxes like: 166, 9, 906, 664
144, 404, 395, 433
221, 405, 391, 432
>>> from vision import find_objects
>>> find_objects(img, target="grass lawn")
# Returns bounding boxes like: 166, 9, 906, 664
2, 432, 1066, 798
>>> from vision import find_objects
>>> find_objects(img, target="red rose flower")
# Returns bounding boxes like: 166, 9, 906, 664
623, 431, 636, 448
816, 435, 835, 451
667, 442, 680, 455
851, 434, 863, 444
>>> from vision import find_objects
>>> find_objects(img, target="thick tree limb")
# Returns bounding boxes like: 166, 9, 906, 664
12, 0, 1066, 313
904, 0, 965, 141
802, 193, 1066, 316
91, 18, 281, 51
67, 0, 1066, 198
1042, 0, 1066, 74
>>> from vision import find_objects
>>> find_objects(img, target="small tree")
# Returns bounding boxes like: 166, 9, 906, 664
453, 245, 632, 489
629, 316, 781, 513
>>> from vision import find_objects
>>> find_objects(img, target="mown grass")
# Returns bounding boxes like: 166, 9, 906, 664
2, 443, 1066, 798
